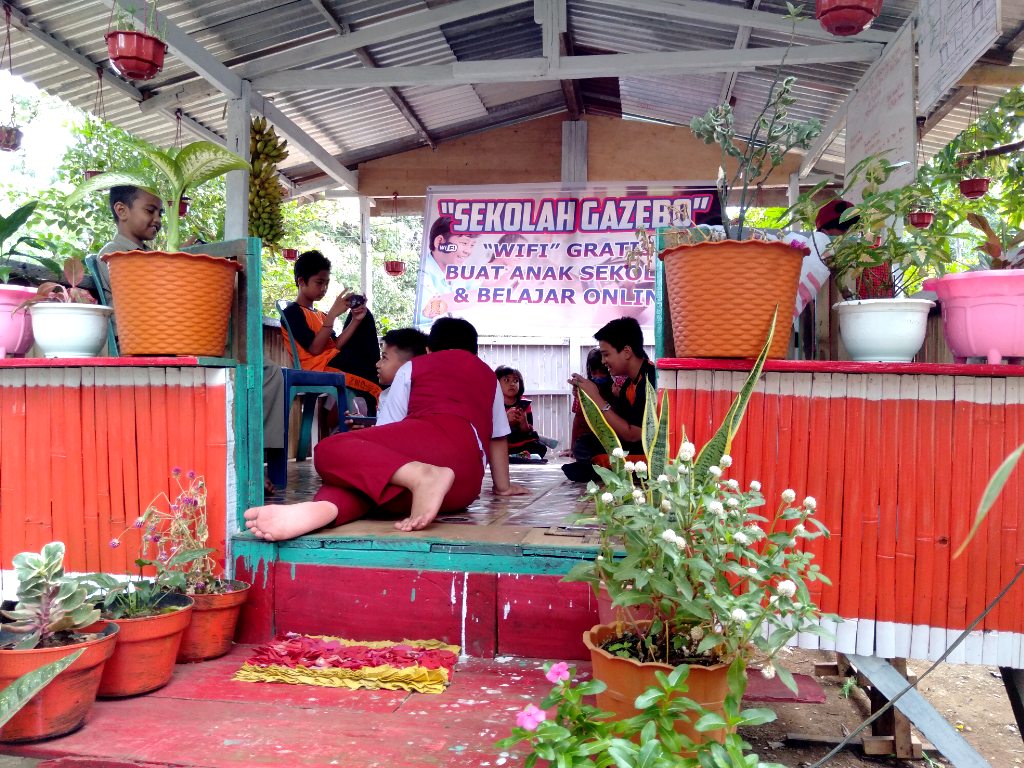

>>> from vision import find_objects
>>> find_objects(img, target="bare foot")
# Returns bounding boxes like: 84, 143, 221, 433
393, 464, 455, 532
243, 501, 338, 541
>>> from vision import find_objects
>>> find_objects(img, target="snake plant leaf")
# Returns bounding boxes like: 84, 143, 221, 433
647, 389, 671, 479
0, 648, 84, 728
641, 379, 658, 459
175, 141, 251, 192
954, 442, 1024, 559
579, 389, 622, 455
65, 171, 160, 208
694, 308, 776, 478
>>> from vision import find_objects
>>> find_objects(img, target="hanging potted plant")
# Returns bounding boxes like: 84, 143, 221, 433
815, 0, 883, 37
661, 11, 822, 359
18, 257, 113, 358
0, 123, 20, 152
564, 323, 834, 751
281, 247, 298, 262
66, 139, 250, 356
111, 468, 251, 663
789, 158, 955, 362
384, 259, 406, 277
0, 543, 118, 742
105, 2, 167, 82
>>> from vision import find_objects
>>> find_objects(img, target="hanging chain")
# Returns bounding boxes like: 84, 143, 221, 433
92, 66, 106, 121
2, 4, 17, 126
174, 108, 183, 149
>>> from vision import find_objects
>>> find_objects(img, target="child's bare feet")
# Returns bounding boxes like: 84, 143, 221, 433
393, 463, 455, 532
243, 501, 338, 541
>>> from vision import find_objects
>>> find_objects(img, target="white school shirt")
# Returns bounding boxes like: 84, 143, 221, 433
376, 359, 511, 468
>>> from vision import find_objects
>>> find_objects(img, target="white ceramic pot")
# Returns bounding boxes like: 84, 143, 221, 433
28, 303, 114, 358
834, 298, 935, 363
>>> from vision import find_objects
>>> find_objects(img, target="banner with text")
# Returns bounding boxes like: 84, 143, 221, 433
415, 183, 721, 335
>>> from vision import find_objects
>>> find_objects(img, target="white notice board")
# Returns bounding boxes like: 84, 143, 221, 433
846, 23, 916, 197
918, 0, 1000, 116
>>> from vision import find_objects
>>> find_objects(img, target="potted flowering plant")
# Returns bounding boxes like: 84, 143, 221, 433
0, 543, 118, 742
659, 4, 822, 359
566, 321, 835, 748
498, 661, 785, 767
105, 2, 168, 82
110, 468, 250, 662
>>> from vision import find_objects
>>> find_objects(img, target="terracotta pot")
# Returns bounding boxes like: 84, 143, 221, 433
101, 250, 242, 356
583, 621, 731, 751
959, 177, 991, 200
93, 593, 194, 697
0, 284, 37, 358
384, 259, 406, 277
596, 582, 654, 626
176, 581, 250, 662
0, 622, 119, 743
907, 210, 935, 229
815, 0, 882, 36
105, 30, 167, 81
0, 126, 22, 152
281, 248, 299, 262
659, 239, 803, 359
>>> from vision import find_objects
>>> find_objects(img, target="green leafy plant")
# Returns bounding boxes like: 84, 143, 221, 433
566, 317, 836, 690
0, 648, 84, 728
111, 1, 164, 38
16, 257, 98, 308
0, 543, 101, 650
497, 661, 784, 767
0, 201, 61, 284
964, 212, 1024, 269
66, 139, 250, 251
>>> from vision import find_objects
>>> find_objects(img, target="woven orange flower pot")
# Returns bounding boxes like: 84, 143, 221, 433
101, 250, 243, 356
660, 239, 803, 359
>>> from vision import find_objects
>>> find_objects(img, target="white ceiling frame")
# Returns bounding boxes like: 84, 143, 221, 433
599, 0, 894, 45
139, 84, 221, 114
719, 0, 763, 105
164, 108, 225, 146
254, 43, 883, 91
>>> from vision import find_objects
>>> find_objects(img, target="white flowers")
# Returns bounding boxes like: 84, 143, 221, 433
726, 479, 739, 491
731, 608, 748, 623
586, 481, 598, 495
634, 461, 648, 475
749, 480, 761, 492
708, 465, 722, 478
646, 568, 654, 574
632, 489, 645, 504
776, 580, 797, 598
761, 663, 776, 680
803, 496, 817, 510
707, 500, 724, 517
624, 461, 636, 472
596, 555, 604, 561
745, 525, 763, 540
657, 474, 669, 484
660, 529, 677, 542
612, 447, 626, 459
679, 442, 696, 461
726, 498, 739, 509
793, 524, 806, 535
781, 489, 797, 504
601, 492, 614, 504
719, 454, 733, 468
733, 531, 749, 545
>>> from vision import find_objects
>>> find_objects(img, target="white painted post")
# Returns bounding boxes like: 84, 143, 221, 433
561, 120, 588, 183
360, 196, 373, 304
225, 80, 252, 240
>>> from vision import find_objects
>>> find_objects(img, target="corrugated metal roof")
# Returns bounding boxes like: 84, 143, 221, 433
2, 0, 1021, 191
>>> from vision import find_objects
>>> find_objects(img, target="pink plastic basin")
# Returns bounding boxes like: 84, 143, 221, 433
923, 271, 1024, 364
0, 285, 37, 358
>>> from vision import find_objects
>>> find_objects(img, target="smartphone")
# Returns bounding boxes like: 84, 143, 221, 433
347, 415, 376, 427
348, 294, 367, 308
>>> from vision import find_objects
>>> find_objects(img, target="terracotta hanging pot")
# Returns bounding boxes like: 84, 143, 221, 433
0, 125, 22, 152
176, 581, 251, 662
959, 177, 991, 200
84, 169, 104, 181
105, 30, 167, 81
281, 248, 299, 262
178, 196, 191, 218
907, 210, 935, 229
816, 0, 883, 36
384, 259, 406, 277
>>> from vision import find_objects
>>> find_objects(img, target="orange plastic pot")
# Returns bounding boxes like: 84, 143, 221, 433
583, 622, 731, 751
94, 594, 194, 697
176, 581, 250, 662
0, 622, 119, 743
660, 239, 803, 359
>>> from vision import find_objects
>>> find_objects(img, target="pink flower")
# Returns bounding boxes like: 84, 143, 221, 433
172, 467, 182, 477
109, 538, 120, 549
515, 704, 546, 731
545, 662, 570, 684
133, 516, 146, 528
187, 470, 197, 480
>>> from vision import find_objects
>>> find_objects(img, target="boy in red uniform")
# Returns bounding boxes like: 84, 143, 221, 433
244, 318, 529, 539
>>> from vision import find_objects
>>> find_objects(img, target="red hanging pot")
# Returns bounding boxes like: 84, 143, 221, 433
816, 0, 883, 36
0, 126, 22, 152
384, 260, 406, 277
178, 196, 191, 218
282, 248, 298, 262
959, 177, 990, 200
84, 169, 104, 180
907, 210, 935, 229
105, 30, 167, 81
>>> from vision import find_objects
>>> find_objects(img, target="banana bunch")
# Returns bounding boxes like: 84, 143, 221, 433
248, 115, 289, 250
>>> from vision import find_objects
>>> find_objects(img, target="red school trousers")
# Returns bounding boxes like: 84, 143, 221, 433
312, 413, 486, 525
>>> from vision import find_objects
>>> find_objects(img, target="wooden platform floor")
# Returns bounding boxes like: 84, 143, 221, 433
1, 647, 824, 768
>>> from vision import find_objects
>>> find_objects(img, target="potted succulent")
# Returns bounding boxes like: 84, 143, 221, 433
18, 256, 113, 358
565, 323, 834, 750
105, 2, 167, 82
0, 201, 62, 358
66, 139, 250, 356
662, 9, 822, 360
0, 542, 118, 742
108, 468, 250, 662
789, 157, 956, 362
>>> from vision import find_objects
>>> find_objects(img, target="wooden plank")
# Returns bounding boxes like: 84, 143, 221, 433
895, 376, 919, 650
875, 376, 900, 656
930, 376, 955, 660
912, 376, 936, 660
847, 654, 991, 767
948, 378, 976, 662
496, 573, 598, 660
819, 373, 845, 627
79, 369, 102, 573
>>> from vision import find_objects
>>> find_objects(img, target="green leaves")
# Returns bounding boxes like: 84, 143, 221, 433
579, 388, 622, 455
0, 648, 85, 728
175, 141, 251, 193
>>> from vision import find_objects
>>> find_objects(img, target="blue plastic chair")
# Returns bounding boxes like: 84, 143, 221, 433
270, 300, 349, 488
84, 255, 119, 356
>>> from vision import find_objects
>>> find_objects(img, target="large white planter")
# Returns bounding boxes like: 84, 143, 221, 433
28, 303, 113, 358
834, 298, 935, 363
